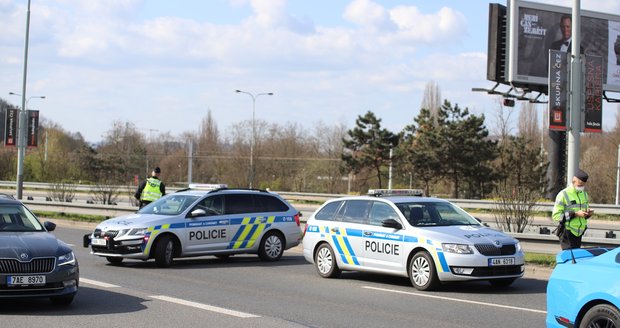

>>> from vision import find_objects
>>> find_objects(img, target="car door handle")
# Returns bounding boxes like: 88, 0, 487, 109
330, 227, 339, 233
363, 231, 373, 236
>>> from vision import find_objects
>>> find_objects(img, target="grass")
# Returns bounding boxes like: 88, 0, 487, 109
525, 252, 556, 267
34, 210, 108, 223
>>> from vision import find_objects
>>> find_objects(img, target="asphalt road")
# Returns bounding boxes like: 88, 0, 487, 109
0, 222, 551, 328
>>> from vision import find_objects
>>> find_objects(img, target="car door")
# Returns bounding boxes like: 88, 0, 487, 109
184, 194, 230, 253
362, 201, 405, 272
327, 200, 371, 268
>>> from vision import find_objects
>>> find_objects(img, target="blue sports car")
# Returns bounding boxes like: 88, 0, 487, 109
546, 247, 620, 328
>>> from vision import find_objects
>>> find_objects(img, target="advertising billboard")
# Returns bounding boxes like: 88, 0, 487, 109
27, 110, 39, 148
4, 108, 18, 147
508, 0, 620, 92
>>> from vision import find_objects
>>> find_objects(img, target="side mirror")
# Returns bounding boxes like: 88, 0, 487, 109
474, 217, 489, 227
189, 209, 207, 218
44, 221, 56, 232
382, 219, 403, 230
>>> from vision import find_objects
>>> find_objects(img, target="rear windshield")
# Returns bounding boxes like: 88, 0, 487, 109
395, 201, 480, 227
0, 205, 45, 232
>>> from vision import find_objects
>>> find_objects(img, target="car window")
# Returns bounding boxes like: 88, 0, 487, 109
0, 205, 44, 231
252, 194, 289, 212
369, 201, 400, 226
338, 200, 371, 224
396, 201, 480, 227
315, 201, 342, 221
191, 195, 224, 216
224, 194, 255, 214
140, 195, 200, 215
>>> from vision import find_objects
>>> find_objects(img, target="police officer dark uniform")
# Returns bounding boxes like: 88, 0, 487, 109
552, 169, 593, 250
135, 167, 166, 208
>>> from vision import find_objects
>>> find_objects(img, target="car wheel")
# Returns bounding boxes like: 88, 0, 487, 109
258, 231, 284, 261
106, 257, 124, 265
489, 278, 516, 288
315, 243, 341, 278
50, 294, 75, 306
154, 235, 175, 268
409, 251, 439, 291
579, 304, 620, 328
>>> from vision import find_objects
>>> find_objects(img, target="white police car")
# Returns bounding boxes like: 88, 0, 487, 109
85, 186, 302, 267
302, 190, 524, 290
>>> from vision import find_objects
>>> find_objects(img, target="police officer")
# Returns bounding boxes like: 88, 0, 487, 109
552, 169, 593, 250
135, 167, 166, 208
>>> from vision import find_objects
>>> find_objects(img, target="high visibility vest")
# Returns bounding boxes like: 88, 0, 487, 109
552, 186, 589, 237
141, 177, 163, 202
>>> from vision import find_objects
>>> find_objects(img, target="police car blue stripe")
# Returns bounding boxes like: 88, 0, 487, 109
404, 236, 418, 243
341, 236, 360, 265
345, 229, 363, 237
331, 235, 346, 257
238, 224, 260, 248
436, 251, 449, 272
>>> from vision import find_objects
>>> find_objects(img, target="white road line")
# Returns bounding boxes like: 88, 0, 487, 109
362, 286, 547, 315
80, 278, 121, 288
151, 295, 260, 318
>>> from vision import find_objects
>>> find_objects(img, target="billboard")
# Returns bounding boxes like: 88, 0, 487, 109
4, 108, 18, 147
27, 110, 39, 148
508, 0, 620, 92
548, 50, 568, 131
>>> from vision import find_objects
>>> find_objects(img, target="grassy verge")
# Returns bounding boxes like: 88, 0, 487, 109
525, 252, 556, 267
34, 211, 107, 223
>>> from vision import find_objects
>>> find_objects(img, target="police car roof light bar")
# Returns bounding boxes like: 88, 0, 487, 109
367, 189, 424, 197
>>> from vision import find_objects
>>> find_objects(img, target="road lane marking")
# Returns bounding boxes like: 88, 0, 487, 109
80, 278, 121, 288
362, 286, 546, 314
151, 295, 260, 318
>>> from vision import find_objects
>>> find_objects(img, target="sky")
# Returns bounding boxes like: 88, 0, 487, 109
2, 0, 620, 143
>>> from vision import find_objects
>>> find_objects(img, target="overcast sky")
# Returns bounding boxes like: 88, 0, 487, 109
2, 0, 620, 143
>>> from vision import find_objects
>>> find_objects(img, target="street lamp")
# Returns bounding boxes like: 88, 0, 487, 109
235, 89, 274, 188
9, 92, 45, 199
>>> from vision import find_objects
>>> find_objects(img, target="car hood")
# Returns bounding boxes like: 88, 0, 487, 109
418, 225, 518, 245
95, 213, 173, 230
0, 232, 71, 259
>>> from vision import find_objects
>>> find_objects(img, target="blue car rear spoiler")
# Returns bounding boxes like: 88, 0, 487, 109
556, 247, 616, 264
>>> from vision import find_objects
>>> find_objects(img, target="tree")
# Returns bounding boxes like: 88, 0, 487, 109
438, 101, 497, 198
342, 111, 399, 189
420, 81, 442, 124
399, 108, 443, 196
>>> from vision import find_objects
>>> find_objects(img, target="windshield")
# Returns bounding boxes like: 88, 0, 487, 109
395, 201, 481, 227
0, 205, 45, 232
138, 194, 200, 215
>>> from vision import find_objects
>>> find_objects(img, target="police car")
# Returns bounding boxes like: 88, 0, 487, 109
302, 189, 525, 290
85, 186, 302, 267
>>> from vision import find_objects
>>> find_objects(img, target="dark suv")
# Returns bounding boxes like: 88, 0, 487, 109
0, 194, 79, 305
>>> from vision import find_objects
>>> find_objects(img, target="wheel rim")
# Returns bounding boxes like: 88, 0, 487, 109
587, 317, 616, 328
316, 247, 333, 275
165, 240, 174, 263
264, 235, 282, 258
411, 256, 430, 287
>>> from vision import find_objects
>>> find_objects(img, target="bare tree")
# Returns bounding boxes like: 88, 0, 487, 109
517, 102, 541, 144
420, 81, 442, 123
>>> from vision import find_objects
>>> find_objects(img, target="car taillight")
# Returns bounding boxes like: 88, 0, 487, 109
294, 212, 301, 226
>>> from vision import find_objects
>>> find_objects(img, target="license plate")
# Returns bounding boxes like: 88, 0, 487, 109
7, 275, 46, 286
489, 257, 515, 266
91, 238, 107, 246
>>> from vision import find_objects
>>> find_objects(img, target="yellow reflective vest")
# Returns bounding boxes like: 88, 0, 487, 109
141, 177, 163, 202
552, 185, 590, 237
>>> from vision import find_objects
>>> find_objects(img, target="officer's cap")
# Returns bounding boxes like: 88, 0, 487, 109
154, 167, 161, 174
574, 169, 588, 182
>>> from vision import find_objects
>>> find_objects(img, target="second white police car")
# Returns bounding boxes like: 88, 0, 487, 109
302, 190, 525, 290
85, 186, 302, 267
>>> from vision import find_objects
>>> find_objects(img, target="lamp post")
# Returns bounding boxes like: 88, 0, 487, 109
9, 92, 45, 199
235, 89, 273, 188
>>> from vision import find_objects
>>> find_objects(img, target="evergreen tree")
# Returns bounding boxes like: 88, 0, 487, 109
342, 111, 399, 189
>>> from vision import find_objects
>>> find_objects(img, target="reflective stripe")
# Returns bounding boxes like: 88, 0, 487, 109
141, 178, 163, 202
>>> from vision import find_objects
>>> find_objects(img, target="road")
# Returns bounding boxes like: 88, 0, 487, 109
0, 221, 551, 328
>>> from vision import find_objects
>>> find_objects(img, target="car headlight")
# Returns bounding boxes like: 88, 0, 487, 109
128, 228, 148, 236
442, 243, 473, 254
58, 251, 76, 266
515, 242, 522, 253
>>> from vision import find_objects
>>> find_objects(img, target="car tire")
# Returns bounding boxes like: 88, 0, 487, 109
489, 278, 516, 288
50, 294, 75, 306
106, 257, 124, 265
258, 231, 284, 261
409, 251, 439, 291
314, 243, 341, 278
579, 304, 620, 328
154, 235, 175, 268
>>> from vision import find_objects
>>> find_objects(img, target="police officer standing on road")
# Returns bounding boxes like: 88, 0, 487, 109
552, 169, 594, 250
135, 167, 166, 209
